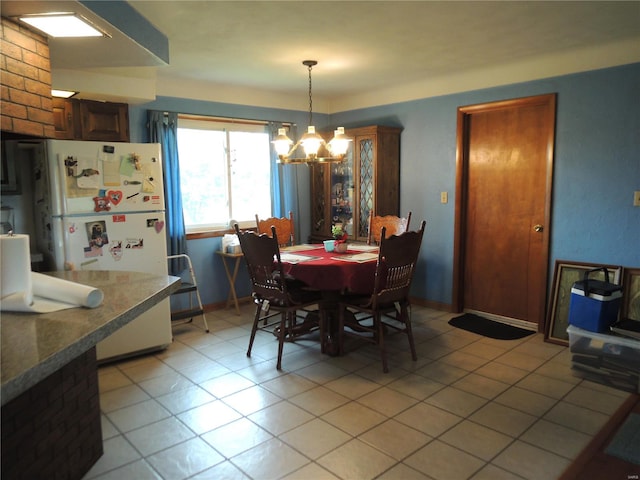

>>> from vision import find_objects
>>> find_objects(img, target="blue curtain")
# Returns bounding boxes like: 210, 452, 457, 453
268, 122, 301, 242
148, 111, 187, 275
284, 162, 301, 245
267, 122, 285, 216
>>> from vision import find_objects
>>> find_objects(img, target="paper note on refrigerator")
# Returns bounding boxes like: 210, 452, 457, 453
120, 155, 136, 177
64, 156, 99, 197
141, 165, 155, 192
75, 157, 100, 189
102, 159, 121, 186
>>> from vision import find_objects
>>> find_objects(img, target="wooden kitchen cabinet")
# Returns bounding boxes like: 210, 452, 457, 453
52, 99, 130, 142
309, 125, 402, 243
80, 99, 130, 142
52, 98, 80, 140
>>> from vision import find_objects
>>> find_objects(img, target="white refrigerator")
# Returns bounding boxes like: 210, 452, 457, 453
33, 139, 172, 362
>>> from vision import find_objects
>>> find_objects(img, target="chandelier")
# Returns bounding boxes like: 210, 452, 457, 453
273, 60, 351, 164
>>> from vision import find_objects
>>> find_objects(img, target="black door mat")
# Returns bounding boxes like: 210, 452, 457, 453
448, 313, 535, 340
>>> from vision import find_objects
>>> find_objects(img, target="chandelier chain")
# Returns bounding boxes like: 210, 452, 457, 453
308, 63, 313, 125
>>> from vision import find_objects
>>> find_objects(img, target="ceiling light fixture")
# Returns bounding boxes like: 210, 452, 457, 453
273, 60, 351, 164
51, 89, 78, 99
19, 13, 105, 38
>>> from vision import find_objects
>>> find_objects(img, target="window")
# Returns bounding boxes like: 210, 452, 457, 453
177, 117, 272, 233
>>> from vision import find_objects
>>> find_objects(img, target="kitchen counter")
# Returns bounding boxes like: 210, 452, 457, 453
1, 270, 180, 480
1, 270, 180, 405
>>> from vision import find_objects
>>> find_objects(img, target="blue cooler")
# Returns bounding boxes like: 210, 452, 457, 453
568, 267, 622, 333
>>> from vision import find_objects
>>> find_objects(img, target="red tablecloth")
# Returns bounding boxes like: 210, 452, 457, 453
279, 245, 378, 295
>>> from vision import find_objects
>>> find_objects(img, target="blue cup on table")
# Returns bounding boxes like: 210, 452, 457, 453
323, 240, 335, 252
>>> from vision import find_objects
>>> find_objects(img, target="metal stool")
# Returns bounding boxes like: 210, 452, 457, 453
167, 254, 209, 332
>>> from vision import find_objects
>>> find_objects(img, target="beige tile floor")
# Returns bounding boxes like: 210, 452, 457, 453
83, 305, 631, 480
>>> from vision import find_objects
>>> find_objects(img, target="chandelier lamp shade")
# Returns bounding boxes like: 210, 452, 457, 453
273, 60, 351, 164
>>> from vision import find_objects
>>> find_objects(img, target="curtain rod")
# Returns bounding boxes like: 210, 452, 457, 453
164, 112, 292, 127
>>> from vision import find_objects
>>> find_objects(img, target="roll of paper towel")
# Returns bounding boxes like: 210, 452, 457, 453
0, 233, 33, 305
1, 234, 104, 313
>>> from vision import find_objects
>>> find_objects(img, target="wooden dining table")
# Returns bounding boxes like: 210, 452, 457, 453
279, 243, 379, 354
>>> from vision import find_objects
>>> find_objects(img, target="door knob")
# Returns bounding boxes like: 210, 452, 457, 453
534, 224, 544, 232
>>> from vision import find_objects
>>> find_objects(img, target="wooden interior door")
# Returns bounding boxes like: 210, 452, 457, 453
453, 94, 556, 328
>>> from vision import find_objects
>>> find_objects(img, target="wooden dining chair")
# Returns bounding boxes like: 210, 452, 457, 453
339, 220, 426, 372
255, 211, 295, 247
234, 224, 323, 370
367, 211, 412, 245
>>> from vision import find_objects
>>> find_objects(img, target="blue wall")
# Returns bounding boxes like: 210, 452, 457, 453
129, 63, 640, 309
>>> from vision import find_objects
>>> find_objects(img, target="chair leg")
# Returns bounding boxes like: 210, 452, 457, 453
402, 304, 418, 361
286, 311, 296, 338
247, 304, 262, 357
375, 313, 389, 373
276, 312, 287, 370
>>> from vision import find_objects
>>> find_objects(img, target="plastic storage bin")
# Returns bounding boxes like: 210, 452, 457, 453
567, 324, 640, 393
568, 267, 622, 333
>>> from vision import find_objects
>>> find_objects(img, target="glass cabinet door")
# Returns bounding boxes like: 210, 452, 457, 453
329, 152, 354, 236
357, 136, 375, 239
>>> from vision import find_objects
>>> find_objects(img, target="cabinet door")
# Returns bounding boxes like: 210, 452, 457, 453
330, 157, 355, 237
52, 98, 79, 139
80, 100, 130, 142
354, 133, 377, 240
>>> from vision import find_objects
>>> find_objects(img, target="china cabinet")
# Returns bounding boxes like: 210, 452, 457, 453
309, 125, 402, 243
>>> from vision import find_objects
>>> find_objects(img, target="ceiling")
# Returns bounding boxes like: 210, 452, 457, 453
2, 1, 639, 112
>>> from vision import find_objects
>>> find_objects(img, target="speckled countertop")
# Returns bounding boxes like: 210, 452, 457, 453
1, 270, 180, 406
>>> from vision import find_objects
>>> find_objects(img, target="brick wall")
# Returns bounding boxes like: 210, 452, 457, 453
1, 16, 55, 138
1, 347, 103, 480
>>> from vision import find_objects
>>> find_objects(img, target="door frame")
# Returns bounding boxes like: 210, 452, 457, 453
451, 93, 556, 331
